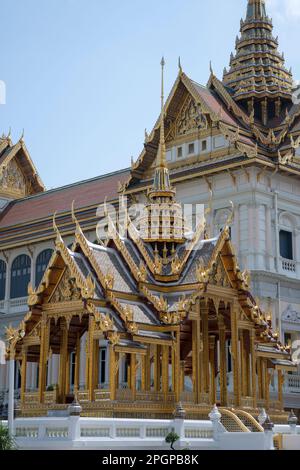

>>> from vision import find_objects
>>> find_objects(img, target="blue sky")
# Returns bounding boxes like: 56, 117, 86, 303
0, 0, 300, 189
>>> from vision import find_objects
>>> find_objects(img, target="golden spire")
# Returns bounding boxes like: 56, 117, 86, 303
149, 57, 174, 196
158, 56, 166, 170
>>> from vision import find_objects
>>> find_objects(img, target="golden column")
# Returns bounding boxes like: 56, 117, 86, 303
209, 336, 216, 405
192, 318, 201, 403
74, 333, 81, 393
201, 300, 210, 394
162, 345, 169, 400
141, 354, 147, 392
278, 370, 284, 410
241, 330, 251, 397
257, 357, 264, 400
109, 344, 118, 401
58, 319, 68, 403
174, 330, 181, 402
264, 360, 270, 410
85, 336, 89, 390
65, 353, 70, 396
20, 346, 27, 404
250, 329, 257, 408
145, 347, 151, 391
230, 301, 241, 407
218, 315, 228, 406
38, 315, 50, 403
130, 353, 137, 400
87, 317, 95, 401
93, 339, 99, 391
180, 361, 185, 393
154, 345, 161, 392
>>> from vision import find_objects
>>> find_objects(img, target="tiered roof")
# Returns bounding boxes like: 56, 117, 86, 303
223, 0, 293, 104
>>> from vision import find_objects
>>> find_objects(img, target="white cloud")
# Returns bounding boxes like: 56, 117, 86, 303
266, 0, 300, 20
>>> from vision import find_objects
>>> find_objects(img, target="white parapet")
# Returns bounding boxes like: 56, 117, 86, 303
13, 417, 216, 450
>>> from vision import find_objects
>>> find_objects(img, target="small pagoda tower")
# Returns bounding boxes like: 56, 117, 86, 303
139, 58, 187, 259
223, 0, 294, 125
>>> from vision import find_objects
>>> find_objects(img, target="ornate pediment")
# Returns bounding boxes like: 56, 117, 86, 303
166, 95, 208, 143
0, 158, 26, 197
209, 257, 230, 288
282, 305, 300, 324
50, 268, 81, 304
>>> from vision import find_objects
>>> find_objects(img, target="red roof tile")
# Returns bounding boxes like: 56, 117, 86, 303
0, 169, 129, 228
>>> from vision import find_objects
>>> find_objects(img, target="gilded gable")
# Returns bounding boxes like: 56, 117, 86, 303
166, 95, 208, 143
0, 158, 26, 197
50, 268, 81, 303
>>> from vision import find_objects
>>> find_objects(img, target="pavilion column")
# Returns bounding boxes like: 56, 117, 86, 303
65, 353, 70, 396
240, 331, 246, 397
88, 317, 95, 401
250, 330, 257, 408
180, 361, 185, 393
209, 336, 216, 405
145, 347, 151, 391
130, 353, 137, 400
257, 357, 264, 399
278, 370, 284, 410
59, 320, 68, 403
74, 333, 81, 394
109, 345, 118, 401
21, 346, 28, 404
174, 329, 181, 402
201, 300, 210, 394
93, 340, 99, 391
264, 360, 270, 410
38, 315, 50, 403
154, 345, 161, 392
230, 302, 241, 407
141, 349, 151, 392
162, 345, 169, 400
85, 336, 89, 389
192, 317, 201, 403
218, 315, 227, 406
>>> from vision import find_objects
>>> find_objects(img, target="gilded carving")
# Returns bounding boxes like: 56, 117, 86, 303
0, 159, 26, 195
50, 269, 81, 303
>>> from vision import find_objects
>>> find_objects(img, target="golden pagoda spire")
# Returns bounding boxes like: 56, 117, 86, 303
149, 57, 174, 198
158, 56, 166, 170
246, 0, 267, 19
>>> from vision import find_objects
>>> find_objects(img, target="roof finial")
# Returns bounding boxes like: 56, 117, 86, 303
209, 61, 214, 75
178, 56, 183, 75
53, 211, 63, 244
20, 128, 24, 143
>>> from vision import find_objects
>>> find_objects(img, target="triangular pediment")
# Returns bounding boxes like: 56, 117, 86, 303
48, 267, 82, 304
0, 137, 45, 199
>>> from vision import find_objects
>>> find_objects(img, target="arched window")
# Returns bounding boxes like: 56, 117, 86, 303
0, 260, 6, 301
35, 249, 53, 287
10, 255, 31, 299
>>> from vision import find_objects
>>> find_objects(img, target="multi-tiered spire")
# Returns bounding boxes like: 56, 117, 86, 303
149, 57, 175, 199
223, 0, 293, 124
140, 59, 186, 253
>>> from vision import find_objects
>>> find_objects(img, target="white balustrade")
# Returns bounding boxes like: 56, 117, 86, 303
13, 416, 214, 449
285, 374, 300, 393
281, 258, 296, 273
